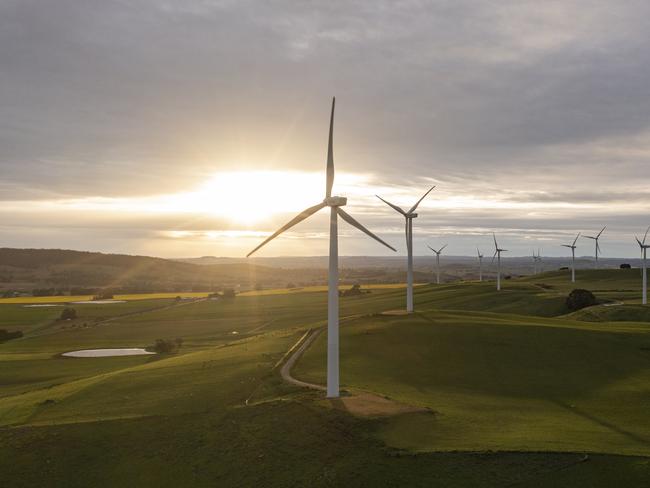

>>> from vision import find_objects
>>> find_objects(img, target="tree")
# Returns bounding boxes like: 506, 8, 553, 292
566, 289, 597, 311
151, 338, 183, 354
341, 284, 365, 297
59, 307, 77, 320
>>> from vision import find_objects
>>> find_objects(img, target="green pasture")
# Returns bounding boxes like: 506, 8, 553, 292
1, 269, 650, 486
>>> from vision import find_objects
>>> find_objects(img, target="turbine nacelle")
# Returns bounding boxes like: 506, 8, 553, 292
406, 213, 418, 219
324, 196, 347, 207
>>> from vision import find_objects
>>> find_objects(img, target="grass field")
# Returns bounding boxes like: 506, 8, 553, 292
2, 269, 650, 486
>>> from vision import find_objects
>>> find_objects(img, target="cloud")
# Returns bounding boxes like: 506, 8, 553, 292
2, 1, 650, 256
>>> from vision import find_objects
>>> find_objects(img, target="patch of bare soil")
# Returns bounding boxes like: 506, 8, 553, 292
380, 309, 412, 316
327, 392, 429, 418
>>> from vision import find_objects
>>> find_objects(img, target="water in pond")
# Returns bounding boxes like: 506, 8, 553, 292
62, 348, 155, 357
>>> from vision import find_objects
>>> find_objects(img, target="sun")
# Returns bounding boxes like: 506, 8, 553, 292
180, 171, 324, 224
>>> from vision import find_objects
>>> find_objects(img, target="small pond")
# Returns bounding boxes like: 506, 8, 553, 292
62, 348, 155, 357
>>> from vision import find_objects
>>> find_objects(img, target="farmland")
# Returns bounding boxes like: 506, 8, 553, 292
2, 270, 650, 486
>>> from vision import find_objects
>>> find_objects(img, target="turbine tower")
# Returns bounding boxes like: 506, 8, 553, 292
635, 227, 650, 305
561, 232, 580, 283
491, 233, 507, 291
427, 244, 447, 285
531, 249, 538, 274
477, 248, 484, 282
584, 226, 606, 269
376, 185, 435, 313
247, 98, 396, 398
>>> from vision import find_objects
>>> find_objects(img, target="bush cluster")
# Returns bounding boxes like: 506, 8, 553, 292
566, 289, 597, 311
151, 337, 183, 354
59, 307, 78, 320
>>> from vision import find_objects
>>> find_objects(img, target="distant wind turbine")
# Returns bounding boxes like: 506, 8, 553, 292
247, 98, 396, 398
376, 185, 435, 313
583, 226, 606, 268
561, 233, 580, 283
491, 233, 507, 291
427, 244, 447, 284
531, 249, 538, 274
477, 248, 484, 282
635, 227, 650, 305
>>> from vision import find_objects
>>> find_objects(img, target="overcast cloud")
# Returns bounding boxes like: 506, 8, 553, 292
2, 0, 650, 258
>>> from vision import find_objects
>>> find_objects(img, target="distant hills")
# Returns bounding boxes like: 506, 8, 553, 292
0, 248, 324, 294
0, 248, 639, 295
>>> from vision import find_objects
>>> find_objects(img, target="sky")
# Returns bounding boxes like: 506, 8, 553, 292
2, 0, 650, 258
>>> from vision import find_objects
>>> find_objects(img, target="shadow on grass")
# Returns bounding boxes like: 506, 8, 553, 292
552, 399, 650, 448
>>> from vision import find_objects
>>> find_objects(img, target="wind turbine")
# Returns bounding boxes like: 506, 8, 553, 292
247, 98, 396, 398
583, 226, 606, 268
635, 227, 650, 305
536, 248, 542, 274
477, 248, 484, 282
427, 244, 447, 284
376, 185, 435, 313
561, 232, 580, 283
531, 249, 538, 274
491, 233, 507, 291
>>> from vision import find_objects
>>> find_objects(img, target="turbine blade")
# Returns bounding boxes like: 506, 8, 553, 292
643, 226, 650, 245
572, 232, 581, 246
636, 236, 643, 247
493, 233, 498, 249
337, 208, 396, 252
597, 226, 606, 238
561, 244, 572, 248
408, 185, 436, 214
325, 97, 335, 198
247, 202, 326, 257
477, 247, 481, 258
405, 220, 412, 253
427, 244, 435, 253
584, 236, 596, 240
440, 244, 447, 252
376, 195, 406, 215
491, 251, 497, 264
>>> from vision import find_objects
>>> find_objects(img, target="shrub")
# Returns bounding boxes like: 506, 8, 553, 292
59, 307, 77, 320
222, 289, 236, 298
620, 263, 632, 269
566, 289, 597, 311
93, 291, 114, 300
151, 337, 183, 354
341, 284, 364, 297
